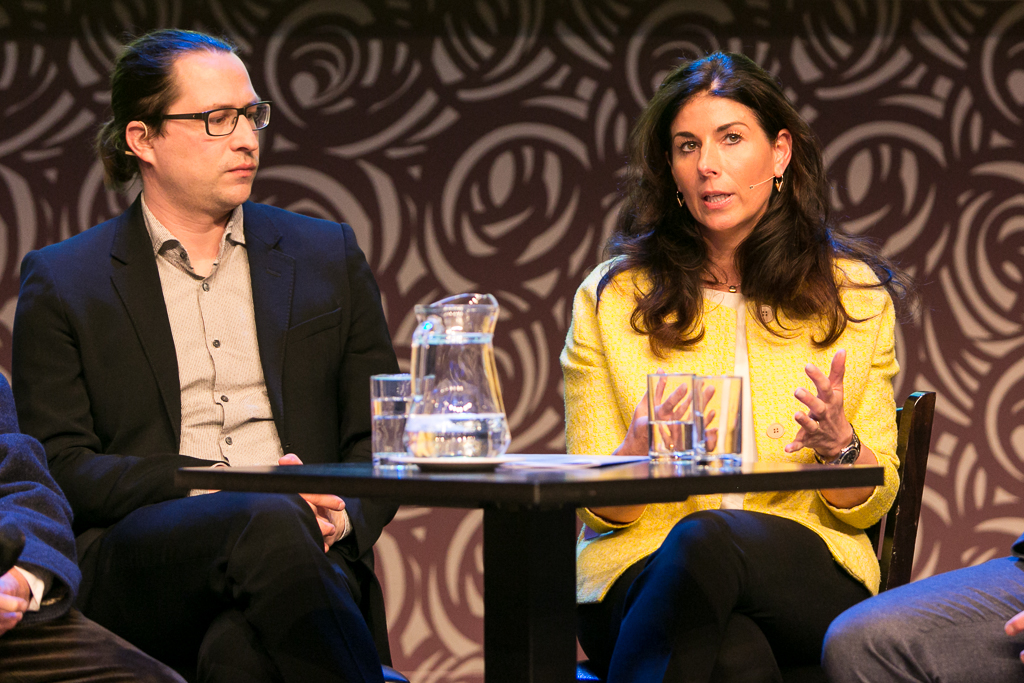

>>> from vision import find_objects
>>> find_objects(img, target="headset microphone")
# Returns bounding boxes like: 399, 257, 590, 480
748, 177, 774, 189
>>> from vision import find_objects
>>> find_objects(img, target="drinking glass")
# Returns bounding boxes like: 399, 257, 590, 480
694, 375, 743, 469
647, 372, 695, 462
371, 373, 411, 468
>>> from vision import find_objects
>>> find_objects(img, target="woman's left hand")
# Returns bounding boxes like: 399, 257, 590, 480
784, 349, 854, 459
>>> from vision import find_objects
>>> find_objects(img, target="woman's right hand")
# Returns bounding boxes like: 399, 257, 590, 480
615, 372, 693, 456
614, 389, 655, 456
591, 374, 693, 525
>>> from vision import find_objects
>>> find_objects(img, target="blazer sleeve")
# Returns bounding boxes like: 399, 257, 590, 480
562, 269, 654, 534
818, 287, 901, 528
12, 250, 209, 531
0, 431, 80, 626
332, 224, 399, 562
560, 268, 631, 458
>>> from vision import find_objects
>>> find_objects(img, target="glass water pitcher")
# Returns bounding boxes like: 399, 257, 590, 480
404, 293, 511, 457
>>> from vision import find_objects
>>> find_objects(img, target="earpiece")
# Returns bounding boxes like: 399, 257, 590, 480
125, 122, 150, 156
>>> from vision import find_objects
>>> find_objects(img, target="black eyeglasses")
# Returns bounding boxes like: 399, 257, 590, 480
159, 101, 272, 137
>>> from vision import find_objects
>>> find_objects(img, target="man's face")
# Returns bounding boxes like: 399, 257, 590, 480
144, 50, 260, 220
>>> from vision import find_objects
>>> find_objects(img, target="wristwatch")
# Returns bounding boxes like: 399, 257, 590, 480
815, 426, 861, 465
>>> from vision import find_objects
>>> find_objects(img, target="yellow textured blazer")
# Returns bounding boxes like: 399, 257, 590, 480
561, 258, 900, 604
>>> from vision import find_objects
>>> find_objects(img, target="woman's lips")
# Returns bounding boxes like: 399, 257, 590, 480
702, 193, 732, 208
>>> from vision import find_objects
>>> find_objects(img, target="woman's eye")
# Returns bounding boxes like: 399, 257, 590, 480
678, 141, 697, 153
725, 133, 742, 143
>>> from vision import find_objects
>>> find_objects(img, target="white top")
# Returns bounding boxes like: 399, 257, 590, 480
703, 289, 758, 509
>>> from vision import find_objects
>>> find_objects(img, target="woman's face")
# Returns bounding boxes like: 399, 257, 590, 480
668, 93, 791, 246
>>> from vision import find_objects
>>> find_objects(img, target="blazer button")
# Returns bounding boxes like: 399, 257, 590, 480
766, 423, 785, 439
759, 305, 774, 323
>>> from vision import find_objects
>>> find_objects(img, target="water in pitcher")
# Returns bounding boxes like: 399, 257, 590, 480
405, 413, 509, 458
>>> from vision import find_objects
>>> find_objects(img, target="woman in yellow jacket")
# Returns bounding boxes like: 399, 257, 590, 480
561, 53, 913, 682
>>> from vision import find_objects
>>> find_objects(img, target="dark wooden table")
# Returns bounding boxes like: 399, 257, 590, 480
177, 459, 882, 683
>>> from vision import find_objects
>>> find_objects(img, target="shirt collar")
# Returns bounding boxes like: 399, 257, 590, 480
140, 194, 246, 257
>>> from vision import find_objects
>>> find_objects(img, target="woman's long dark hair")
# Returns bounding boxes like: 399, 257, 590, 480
599, 52, 913, 357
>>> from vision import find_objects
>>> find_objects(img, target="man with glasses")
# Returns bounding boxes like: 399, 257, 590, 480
11, 29, 398, 683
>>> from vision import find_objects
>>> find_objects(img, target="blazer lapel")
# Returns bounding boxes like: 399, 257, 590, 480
243, 202, 295, 428
109, 198, 182, 443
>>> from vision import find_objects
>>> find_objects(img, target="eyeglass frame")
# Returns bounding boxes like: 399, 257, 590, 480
157, 100, 272, 137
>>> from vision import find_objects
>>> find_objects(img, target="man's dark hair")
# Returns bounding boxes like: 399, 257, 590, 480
96, 29, 236, 191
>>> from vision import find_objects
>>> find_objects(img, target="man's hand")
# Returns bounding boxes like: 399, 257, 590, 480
0, 569, 30, 637
1005, 609, 1024, 662
278, 454, 347, 552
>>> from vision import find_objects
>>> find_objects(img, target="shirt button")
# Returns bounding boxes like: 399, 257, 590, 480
225, 436, 233, 445
212, 340, 221, 348
202, 282, 210, 291
221, 395, 229, 402
766, 423, 785, 439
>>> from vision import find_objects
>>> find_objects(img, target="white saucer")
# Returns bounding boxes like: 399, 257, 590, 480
385, 456, 520, 472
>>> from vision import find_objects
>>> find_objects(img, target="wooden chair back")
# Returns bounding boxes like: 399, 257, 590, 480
868, 391, 936, 591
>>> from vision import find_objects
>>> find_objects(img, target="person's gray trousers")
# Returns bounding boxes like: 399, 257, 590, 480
824, 556, 1024, 682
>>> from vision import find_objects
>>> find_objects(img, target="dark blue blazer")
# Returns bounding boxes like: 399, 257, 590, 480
0, 373, 80, 627
11, 198, 399, 625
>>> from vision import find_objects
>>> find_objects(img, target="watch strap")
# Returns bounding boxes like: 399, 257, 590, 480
815, 426, 860, 465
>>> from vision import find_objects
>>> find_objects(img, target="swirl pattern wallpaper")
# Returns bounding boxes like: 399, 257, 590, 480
1, 1, 1023, 680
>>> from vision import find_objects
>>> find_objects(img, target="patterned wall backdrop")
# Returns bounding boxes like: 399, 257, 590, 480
1, 1, 1023, 680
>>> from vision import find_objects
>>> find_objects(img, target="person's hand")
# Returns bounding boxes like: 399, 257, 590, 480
703, 421, 719, 453
784, 350, 854, 460
599, 372, 694, 525
1005, 609, 1024, 662
696, 383, 718, 452
615, 370, 693, 456
278, 454, 346, 552
0, 569, 30, 637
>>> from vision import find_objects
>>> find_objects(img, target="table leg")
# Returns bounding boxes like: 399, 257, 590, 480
483, 505, 577, 683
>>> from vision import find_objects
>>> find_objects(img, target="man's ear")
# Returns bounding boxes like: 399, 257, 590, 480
125, 121, 155, 164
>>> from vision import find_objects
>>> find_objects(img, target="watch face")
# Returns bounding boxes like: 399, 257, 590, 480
836, 434, 861, 464
836, 448, 859, 465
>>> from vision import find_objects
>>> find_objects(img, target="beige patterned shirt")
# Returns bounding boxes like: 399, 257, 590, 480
141, 196, 283, 467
